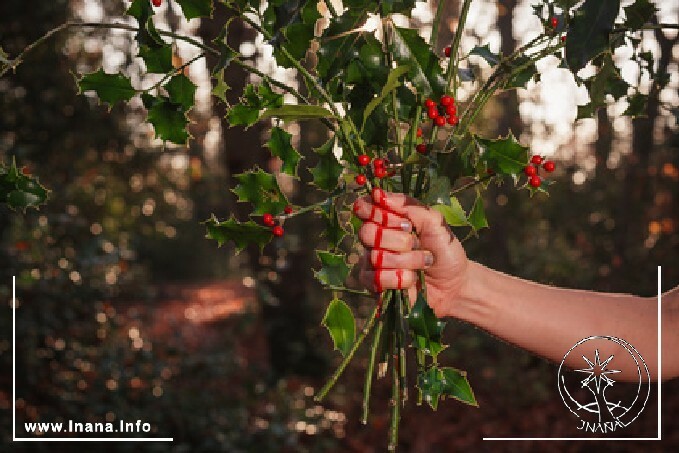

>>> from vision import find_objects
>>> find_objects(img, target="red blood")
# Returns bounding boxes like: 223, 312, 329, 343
524, 165, 537, 176
447, 115, 459, 126
355, 174, 367, 186
272, 225, 284, 236
427, 107, 439, 119
531, 155, 544, 165
368, 204, 376, 222
424, 98, 436, 108
284, 205, 293, 214
543, 161, 556, 172
529, 175, 542, 188
357, 154, 371, 166
416, 143, 427, 154
444, 46, 451, 57
263, 213, 275, 226
396, 269, 403, 290
374, 270, 383, 293
381, 210, 389, 227
374, 249, 384, 268
373, 225, 383, 249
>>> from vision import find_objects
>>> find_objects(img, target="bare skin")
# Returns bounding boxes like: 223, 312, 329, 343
354, 189, 679, 382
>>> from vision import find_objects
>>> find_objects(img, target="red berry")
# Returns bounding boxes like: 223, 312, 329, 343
424, 98, 436, 108
272, 225, 284, 237
530, 155, 544, 165
434, 116, 446, 127
416, 127, 423, 138
152, 0, 162, 6
357, 154, 371, 166
444, 46, 451, 58
524, 165, 537, 176
284, 205, 293, 214
529, 175, 542, 188
440, 95, 453, 107
374, 167, 387, 179
416, 143, 427, 154
373, 158, 385, 168
427, 107, 439, 119
447, 115, 459, 126
543, 161, 556, 172
355, 174, 367, 186
445, 104, 457, 116
263, 213, 275, 227
551, 17, 558, 28
486, 169, 496, 175
561, 35, 566, 43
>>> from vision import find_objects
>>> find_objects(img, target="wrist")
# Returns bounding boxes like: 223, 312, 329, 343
452, 261, 497, 329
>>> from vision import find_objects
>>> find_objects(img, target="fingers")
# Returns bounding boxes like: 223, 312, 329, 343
359, 268, 417, 293
358, 221, 416, 252
369, 249, 434, 270
353, 196, 412, 232
371, 188, 450, 240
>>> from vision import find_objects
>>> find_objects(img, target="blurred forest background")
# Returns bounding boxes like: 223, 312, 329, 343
1, 0, 678, 451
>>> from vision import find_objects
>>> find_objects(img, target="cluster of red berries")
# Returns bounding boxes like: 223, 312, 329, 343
152, 0, 162, 7
424, 95, 459, 128
355, 154, 392, 185
262, 205, 294, 237
524, 155, 555, 188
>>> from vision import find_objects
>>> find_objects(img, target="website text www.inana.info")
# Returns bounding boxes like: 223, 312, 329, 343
24, 420, 152, 435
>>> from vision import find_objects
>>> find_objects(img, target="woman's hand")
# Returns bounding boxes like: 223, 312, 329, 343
353, 188, 470, 318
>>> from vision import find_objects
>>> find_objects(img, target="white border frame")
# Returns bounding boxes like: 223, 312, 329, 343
12, 276, 173, 442
483, 265, 663, 441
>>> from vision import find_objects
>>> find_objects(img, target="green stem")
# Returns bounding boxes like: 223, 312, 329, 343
325, 286, 371, 296
315, 293, 392, 402
142, 52, 205, 93
361, 317, 384, 424
450, 174, 494, 195
388, 330, 401, 452
429, 0, 446, 49
449, 0, 473, 97
395, 290, 407, 404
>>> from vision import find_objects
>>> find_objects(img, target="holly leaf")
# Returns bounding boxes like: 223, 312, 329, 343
468, 193, 488, 232
314, 251, 351, 287
227, 83, 284, 127
139, 44, 173, 74
322, 299, 356, 357
323, 205, 347, 249
309, 136, 343, 192
175, 0, 213, 20
624, 0, 657, 29
407, 292, 446, 357
212, 26, 239, 75
76, 69, 136, 107
476, 132, 529, 176
127, 0, 164, 48
623, 92, 648, 117
566, 0, 621, 73
232, 167, 289, 215
204, 214, 272, 253
391, 26, 446, 99
422, 174, 451, 206
362, 65, 410, 131
0, 159, 49, 212
212, 70, 230, 102
145, 95, 190, 144
417, 367, 444, 410
266, 127, 302, 177
433, 197, 469, 227
165, 73, 196, 111
440, 367, 478, 406
260, 105, 336, 122
469, 44, 499, 67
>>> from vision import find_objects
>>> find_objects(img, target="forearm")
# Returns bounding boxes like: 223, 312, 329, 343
453, 261, 678, 381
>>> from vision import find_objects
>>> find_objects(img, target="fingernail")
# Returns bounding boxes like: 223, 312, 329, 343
424, 251, 434, 268
400, 221, 412, 232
